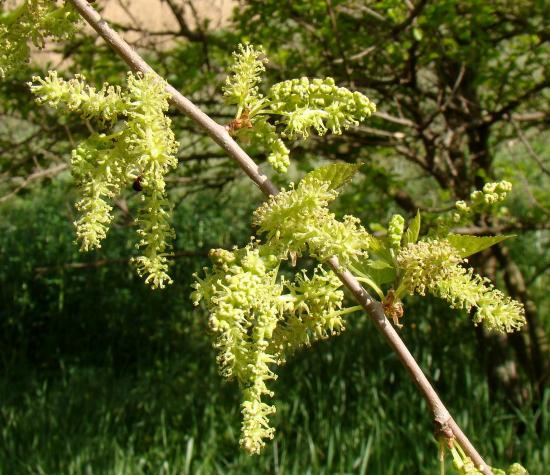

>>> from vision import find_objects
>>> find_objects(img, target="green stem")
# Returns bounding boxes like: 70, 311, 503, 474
439, 438, 446, 475
355, 276, 385, 300
334, 305, 362, 317
347, 264, 385, 300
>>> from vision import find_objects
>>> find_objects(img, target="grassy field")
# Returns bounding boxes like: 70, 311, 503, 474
0, 183, 548, 475
1, 311, 548, 474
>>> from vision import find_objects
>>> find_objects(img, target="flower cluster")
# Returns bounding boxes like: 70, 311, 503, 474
248, 118, 290, 173
0, 0, 79, 79
192, 242, 351, 454
223, 44, 375, 172
270, 266, 346, 364
396, 239, 525, 333
436, 180, 514, 231
387, 214, 405, 251
449, 442, 527, 475
30, 71, 179, 288
455, 181, 512, 216
192, 244, 282, 454
268, 76, 376, 138
223, 43, 267, 115
253, 168, 372, 265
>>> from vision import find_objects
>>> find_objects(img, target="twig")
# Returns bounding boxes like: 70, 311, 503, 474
509, 117, 550, 177
453, 222, 550, 235
34, 249, 210, 275
67, 1, 493, 472
0, 163, 68, 203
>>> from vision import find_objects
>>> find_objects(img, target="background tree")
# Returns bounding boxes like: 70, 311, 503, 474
233, 0, 550, 398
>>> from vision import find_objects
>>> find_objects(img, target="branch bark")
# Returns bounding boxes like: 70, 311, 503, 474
67, 1, 494, 472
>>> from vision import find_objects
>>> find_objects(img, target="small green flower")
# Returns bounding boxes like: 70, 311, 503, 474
436, 181, 514, 234
396, 239, 525, 333
1, 0, 79, 79
268, 76, 376, 138
30, 72, 179, 288
223, 44, 375, 173
253, 175, 371, 265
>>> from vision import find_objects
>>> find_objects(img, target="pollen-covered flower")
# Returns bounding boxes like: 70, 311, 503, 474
253, 175, 371, 265
192, 244, 282, 454
270, 266, 346, 363
192, 241, 354, 454
223, 43, 267, 113
223, 44, 375, 173
396, 239, 525, 333
30, 72, 179, 288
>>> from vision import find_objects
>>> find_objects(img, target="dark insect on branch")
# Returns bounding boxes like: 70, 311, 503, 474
132, 175, 143, 192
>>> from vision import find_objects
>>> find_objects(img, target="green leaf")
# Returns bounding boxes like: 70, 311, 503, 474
447, 234, 513, 258
366, 260, 397, 285
368, 236, 394, 264
301, 162, 361, 191
369, 260, 393, 270
402, 210, 421, 246
413, 27, 423, 41
352, 257, 396, 286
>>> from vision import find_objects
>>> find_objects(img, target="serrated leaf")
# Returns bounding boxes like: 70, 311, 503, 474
369, 238, 394, 264
403, 210, 421, 246
447, 234, 513, 258
366, 236, 384, 253
301, 162, 361, 191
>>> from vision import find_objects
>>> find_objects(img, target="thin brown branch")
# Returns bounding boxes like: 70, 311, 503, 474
0, 163, 68, 203
509, 118, 550, 177
67, 2, 494, 472
453, 222, 550, 235
374, 110, 417, 128
391, 0, 428, 36
163, 0, 202, 42
34, 249, 209, 275
527, 261, 550, 286
484, 80, 550, 127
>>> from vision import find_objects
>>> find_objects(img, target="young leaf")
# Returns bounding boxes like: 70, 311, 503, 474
366, 259, 397, 285
447, 234, 513, 258
351, 256, 396, 288
301, 162, 361, 191
402, 210, 421, 246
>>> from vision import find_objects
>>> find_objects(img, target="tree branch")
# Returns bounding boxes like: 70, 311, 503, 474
0, 163, 68, 203
34, 249, 210, 275
453, 222, 550, 235
67, 2, 494, 472
509, 117, 550, 177
484, 80, 550, 127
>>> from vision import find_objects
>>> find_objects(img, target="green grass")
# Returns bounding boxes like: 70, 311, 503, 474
1, 311, 547, 474
0, 183, 547, 474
